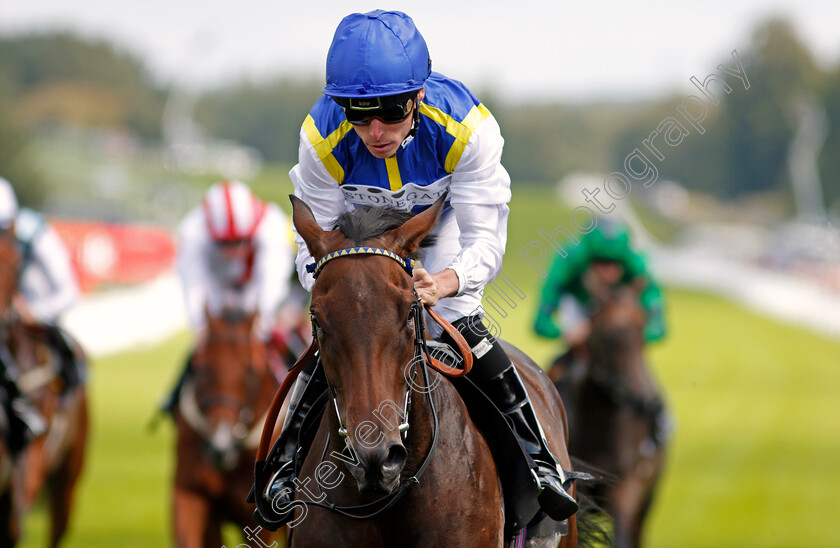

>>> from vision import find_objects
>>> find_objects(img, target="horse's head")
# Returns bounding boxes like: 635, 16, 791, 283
291, 195, 443, 495
586, 284, 649, 387
0, 230, 18, 316
191, 309, 265, 470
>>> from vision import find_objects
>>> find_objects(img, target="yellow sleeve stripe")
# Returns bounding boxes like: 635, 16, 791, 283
302, 115, 354, 184
419, 102, 492, 173
384, 156, 403, 191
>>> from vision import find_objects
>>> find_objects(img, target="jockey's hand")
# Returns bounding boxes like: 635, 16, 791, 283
412, 268, 459, 307
413, 268, 438, 306
565, 320, 591, 348
12, 295, 36, 326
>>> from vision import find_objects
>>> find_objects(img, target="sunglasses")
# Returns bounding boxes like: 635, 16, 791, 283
342, 97, 415, 126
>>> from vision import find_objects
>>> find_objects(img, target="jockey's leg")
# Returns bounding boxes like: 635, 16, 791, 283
419, 209, 577, 519
0, 357, 46, 457
44, 325, 86, 394
440, 315, 579, 521
256, 351, 327, 530
160, 352, 195, 416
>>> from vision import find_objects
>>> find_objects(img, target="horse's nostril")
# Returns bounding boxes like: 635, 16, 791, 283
383, 444, 407, 470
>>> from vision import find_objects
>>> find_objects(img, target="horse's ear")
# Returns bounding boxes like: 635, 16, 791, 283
290, 195, 328, 260
246, 310, 259, 329
381, 194, 446, 257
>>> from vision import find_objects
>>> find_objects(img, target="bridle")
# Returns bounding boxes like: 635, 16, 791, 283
307, 246, 419, 441
254, 246, 473, 521
183, 330, 271, 450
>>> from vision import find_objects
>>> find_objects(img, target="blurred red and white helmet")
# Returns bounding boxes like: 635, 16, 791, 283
202, 181, 265, 242
0, 177, 19, 230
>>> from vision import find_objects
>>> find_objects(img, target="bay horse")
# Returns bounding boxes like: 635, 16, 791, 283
0, 227, 88, 548
257, 196, 580, 547
550, 285, 668, 548
172, 310, 283, 548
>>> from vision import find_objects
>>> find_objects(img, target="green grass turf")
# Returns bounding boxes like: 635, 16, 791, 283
17, 185, 840, 547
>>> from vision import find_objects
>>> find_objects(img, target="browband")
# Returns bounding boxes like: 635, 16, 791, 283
306, 247, 415, 278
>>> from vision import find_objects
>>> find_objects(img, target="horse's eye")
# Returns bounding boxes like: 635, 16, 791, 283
310, 314, 323, 336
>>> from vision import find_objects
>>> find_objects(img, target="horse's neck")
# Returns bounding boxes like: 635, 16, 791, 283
584, 335, 657, 406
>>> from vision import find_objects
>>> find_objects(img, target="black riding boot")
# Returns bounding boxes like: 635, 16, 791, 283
253, 354, 327, 530
442, 316, 579, 522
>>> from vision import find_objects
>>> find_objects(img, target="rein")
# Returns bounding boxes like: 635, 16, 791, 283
254, 246, 474, 521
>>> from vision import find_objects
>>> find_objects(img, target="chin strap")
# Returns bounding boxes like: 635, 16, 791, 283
400, 97, 421, 149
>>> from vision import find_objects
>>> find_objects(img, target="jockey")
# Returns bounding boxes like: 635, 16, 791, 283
0, 177, 79, 455
260, 10, 578, 525
534, 218, 666, 352
162, 181, 294, 413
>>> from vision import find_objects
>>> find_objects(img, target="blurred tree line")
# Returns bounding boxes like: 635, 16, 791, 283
1, 18, 839, 213
611, 18, 826, 203
0, 32, 165, 206
189, 17, 840, 214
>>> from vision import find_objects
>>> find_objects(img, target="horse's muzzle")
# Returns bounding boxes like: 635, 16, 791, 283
345, 441, 407, 494
206, 421, 241, 471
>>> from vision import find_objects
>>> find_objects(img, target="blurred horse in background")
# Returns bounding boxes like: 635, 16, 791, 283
551, 285, 668, 548
0, 229, 88, 548
172, 310, 283, 548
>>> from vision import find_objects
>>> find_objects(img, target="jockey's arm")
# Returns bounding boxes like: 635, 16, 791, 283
534, 252, 582, 340
176, 210, 211, 333
252, 205, 294, 337
625, 250, 667, 342
437, 113, 511, 298
22, 224, 79, 324
289, 128, 346, 292
640, 276, 666, 342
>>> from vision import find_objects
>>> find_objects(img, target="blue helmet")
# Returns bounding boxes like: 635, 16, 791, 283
323, 10, 431, 99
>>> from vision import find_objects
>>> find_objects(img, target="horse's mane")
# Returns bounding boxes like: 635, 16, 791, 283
334, 206, 437, 259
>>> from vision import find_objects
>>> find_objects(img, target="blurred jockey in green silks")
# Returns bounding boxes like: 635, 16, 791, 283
534, 219, 666, 348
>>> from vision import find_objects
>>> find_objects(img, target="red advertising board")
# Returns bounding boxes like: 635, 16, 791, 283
52, 221, 176, 293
